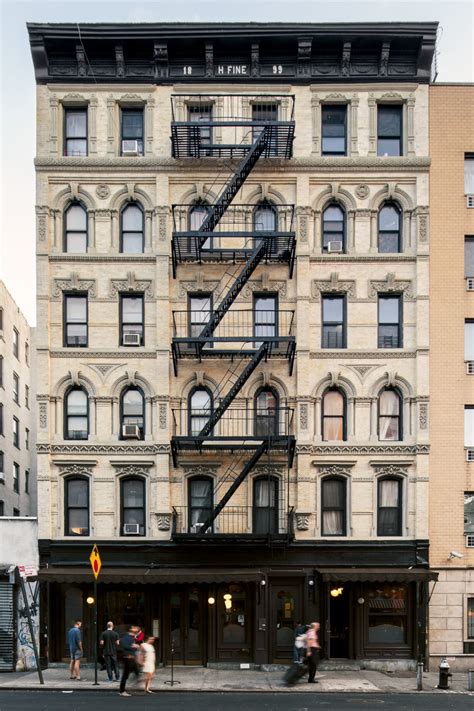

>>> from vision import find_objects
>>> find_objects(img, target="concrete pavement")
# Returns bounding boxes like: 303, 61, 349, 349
0, 665, 473, 694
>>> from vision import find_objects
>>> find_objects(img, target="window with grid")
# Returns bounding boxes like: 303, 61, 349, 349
188, 294, 212, 349
25, 428, 29, 450
120, 294, 144, 345
378, 296, 402, 348
378, 203, 402, 253
322, 204, 345, 252
121, 109, 144, 155
465, 492, 474, 534
252, 103, 278, 154
121, 478, 145, 535
377, 478, 402, 536
254, 295, 277, 341
321, 477, 346, 535
377, 105, 403, 156
25, 470, 29, 494
322, 105, 347, 155
322, 389, 346, 441
188, 477, 213, 532
189, 387, 213, 437
322, 295, 346, 348
378, 389, 402, 441
64, 294, 88, 347
64, 108, 87, 156
65, 388, 89, 440
465, 154, 474, 195
25, 385, 29, 409
65, 477, 89, 535
188, 104, 213, 156
120, 388, 145, 440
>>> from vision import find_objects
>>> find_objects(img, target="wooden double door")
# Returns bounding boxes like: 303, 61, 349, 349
167, 587, 206, 665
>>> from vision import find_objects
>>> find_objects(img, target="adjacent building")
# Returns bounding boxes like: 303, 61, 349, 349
28, 21, 436, 668
429, 84, 474, 670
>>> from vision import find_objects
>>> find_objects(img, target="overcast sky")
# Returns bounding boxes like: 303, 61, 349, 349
0, 0, 473, 324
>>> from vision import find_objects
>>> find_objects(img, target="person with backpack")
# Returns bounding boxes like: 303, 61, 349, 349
293, 621, 307, 663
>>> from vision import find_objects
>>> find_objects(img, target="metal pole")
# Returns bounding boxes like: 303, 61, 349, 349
18, 575, 44, 685
416, 660, 423, 691
93, 578, 98, 686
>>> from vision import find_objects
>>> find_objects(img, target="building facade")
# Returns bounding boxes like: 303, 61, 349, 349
0, 281, 35, 519
29, 22, 436, 668
429, 84, 474, 671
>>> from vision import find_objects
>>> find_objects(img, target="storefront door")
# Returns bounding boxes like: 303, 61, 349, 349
269, 581, 303, 662
327, 582, 351, 658
168, 588, 204, 665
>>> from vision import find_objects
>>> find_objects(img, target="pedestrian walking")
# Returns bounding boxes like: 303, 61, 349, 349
140, 635, 156, 694
293, 621, 307, 663
100, 620, 120, 682
67, 619, 83, 680
306, 621, 321, 684
119, 625, 139, 697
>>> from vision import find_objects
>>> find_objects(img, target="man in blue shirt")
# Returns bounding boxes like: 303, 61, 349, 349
67, 620, 83, 680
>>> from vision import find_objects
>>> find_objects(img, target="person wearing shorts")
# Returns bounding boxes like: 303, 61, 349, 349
67, 620, 83, 680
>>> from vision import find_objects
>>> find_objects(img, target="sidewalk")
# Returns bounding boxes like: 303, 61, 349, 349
0, 666, 473, 694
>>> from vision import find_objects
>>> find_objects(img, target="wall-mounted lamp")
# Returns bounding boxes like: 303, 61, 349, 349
330, 586, 344, 598
260, 579, 266, 586
308, 579, 315, 587
86, 596, 95, 605
207, 597, 215, 606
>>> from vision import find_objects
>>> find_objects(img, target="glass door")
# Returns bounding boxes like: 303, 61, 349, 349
270, 581, 302, 661
168, 589, 204, 665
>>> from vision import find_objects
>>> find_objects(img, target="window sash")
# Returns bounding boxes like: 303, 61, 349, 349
465, 158, 474, 195
322, 105, 347, 155
465, 239, 474, 278
464, 492, 474, 534
465, 407, 474, 447
377, 105, 402, 158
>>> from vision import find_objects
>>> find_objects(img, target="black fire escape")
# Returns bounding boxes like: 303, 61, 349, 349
170, 95, 296, 541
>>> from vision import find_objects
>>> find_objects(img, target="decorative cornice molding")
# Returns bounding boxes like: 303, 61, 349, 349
317, 464, 353, 477
109, 271, 154, 301
49, 255, 157, 263
311, 272, 356, 301
52, 272, 97, 299
371, 463, 409, 477
309, 255, 416, 263
297, 444, 429, 455
37, 444, 171, 454
367, 272, 414, 301
50, 350, 158, 359
56, 462, 96, 476
309, 351, 416, 359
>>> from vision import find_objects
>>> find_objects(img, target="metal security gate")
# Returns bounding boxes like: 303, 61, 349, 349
0, 580, 14, 671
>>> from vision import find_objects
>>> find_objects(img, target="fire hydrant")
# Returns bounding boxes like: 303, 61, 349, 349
437, 657, 452, 689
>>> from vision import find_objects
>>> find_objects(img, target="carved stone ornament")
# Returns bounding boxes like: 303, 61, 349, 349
57, 463, 94, 477
355, 184, 370, 199
115, 45, 125, 78
296, 513, 311, 531
311, 272, 356, 301
297, 444, 428, 455
113, 464, 151, 477
37, 214, 47, 242
110, 272, 154, 301
368, 273, 413, 301
241, 278, 287, 301
39, 403, 48, 429
156, 514, 172, 531
86, 363, 123, 383
419, 403, 428, 430
251, 43, 259, 77
37, 444, 171, 454
300, 403, 308, 430
317, 464, 351, 477
379, 42, 391, 76
372, 464, 408, 478
346, 364, 380, 381
52, 272, 97, 299
183, 465, 218, 477
95, 184, 111, 200
178, 271, 219, 298
159, 403, 167, 430
254, 464, 285, 477
341, 42, 351, 77
418, 215, 428, 244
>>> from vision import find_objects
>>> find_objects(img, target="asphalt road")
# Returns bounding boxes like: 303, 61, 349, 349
0, 691, 473, 711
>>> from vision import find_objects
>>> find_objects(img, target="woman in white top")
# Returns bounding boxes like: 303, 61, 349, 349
140, 635, 156, 694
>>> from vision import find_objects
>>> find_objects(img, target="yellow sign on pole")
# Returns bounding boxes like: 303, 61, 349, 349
89, 544, 101, 580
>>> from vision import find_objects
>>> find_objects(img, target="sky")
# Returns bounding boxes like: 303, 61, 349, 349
0, 0, 473, 324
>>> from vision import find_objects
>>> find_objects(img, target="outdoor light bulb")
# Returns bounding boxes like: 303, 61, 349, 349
208, 597, 215, 605
223, 593, 232, 600
330, 589, 339, 597
86, 596, 95, 605
225, 600, 232, 610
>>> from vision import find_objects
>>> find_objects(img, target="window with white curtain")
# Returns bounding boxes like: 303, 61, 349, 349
255, 388, 279, 437
322, 389, 345, 441
65, 388, 88, 440
253, 477, 278, 534
465, 406, 474, 446
121, 203, 144, 253
64, 108, 87, 156
189, 204, 212, 250
377, 478, 402, 536
65, 477, 89, 536
321, 477, 346, 536
189, 388, 213, 436
188, 477, 213, 532
65, 203, 88, 253
378, 389, 402, 441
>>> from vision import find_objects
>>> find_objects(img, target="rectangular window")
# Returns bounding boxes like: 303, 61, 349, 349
120, 295, 144, 346
465, 492, 474, 534
321, 478, 346, 536
64, 108, 87, 156
322, 105, 347, 155
25, 428, 29, 450
322, 295, 346, 348
466, 237, 474, 280
0, 450, 3, 474
13, 373, 19, 404
465, 406, 474, 446
121, 109, 144, 156
13, 328, 19, 359
13, 417, 19, 448
466, 320, 474, 362
252, 103, 278, 154
13, 508, 19, 517
468, 598, 474, 638
66, 478, 89, 536
377, 105, 403, 157
254, 295, 277, 342
0, 307, 3, 331
64, 294, 88, 347
25, 470, 29, 494
465, 154, 474, 195
378, 296, 402, 348
188, 294, 212, 349
0, 356, 3, 387
377, 479, 402, 536
367, 583, 407, 645
13, 462, 19, 493
0, 501, 3, 516
188, 104, 213, 156
25, 341, 29, 366
25, 385, 29, 409
0, 404, 3, 435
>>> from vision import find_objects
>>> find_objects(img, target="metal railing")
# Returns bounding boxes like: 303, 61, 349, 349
171, 94, 295, 123
172, 204, 295, 233
172, 406, 294, 439
172, 504, 294, 537
172, 309, 295, 341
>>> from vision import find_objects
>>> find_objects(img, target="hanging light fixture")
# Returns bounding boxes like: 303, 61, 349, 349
330, 586, 344, 598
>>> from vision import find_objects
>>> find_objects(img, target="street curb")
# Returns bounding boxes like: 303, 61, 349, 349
0, 686, 472, 695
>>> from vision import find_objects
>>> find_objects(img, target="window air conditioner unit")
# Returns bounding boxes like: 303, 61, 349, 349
467, 362, 474, 375
0, 472, 4, 483
190, 523, 205, 534
466, 535, 474, 548
466, 448, 474, 462
123, 523, 140, 535
467, 195, 474, 208
467, 278, 474, 292
122, 140, 140, 156
123, 333, 141, 346
327, 241, 343, 253
122, 424, 141, 439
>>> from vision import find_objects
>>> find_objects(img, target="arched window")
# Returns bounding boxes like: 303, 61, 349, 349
121, 202, 144, 254
377, 478, 402, 536
378, 388, 402, 441
121, 387, 145, 440
322, 389, 346, 441
255, 387, 279, 437
322, 204, 345, 253
65, 202, 88, 253
188, 387, 213, 437
253, 476, 279, 534
64, 387, 88, 440
65, 477, 89, 536
321, 477, 346, 536
121, 477, 145, 536
189, 203, 212, 251
188, 476, 213, 533
253, 202, 277, 232
378, 202, 402, 253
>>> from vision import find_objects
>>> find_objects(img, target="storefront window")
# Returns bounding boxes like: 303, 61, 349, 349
367, 583, 407, 645
104, 590, 146, 634
220, 584, 247, 646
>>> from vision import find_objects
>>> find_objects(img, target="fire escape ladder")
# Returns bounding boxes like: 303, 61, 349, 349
196, 127, 271, 244
199, 441, 269, 532
197, 341, 269, 438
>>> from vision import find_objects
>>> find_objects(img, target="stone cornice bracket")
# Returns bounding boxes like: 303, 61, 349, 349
68, 369, 82, 387
125, 370, 139, 387
52, 272, 97, 300
205, 42, 214, 78
297, 37, 312, 77
367, 272, 413, 301
311, 272, 356, 302
329, 371, 341, 388
379, 41, 391, 76
109, 271, 154, 301
126, 183, 136, 201
384, 371, 397, 388
251, 42, 259, 77
115, 44, 125, 78
70, 182, 79, 201
154, 42, 169, 79
341, 41, 351, 77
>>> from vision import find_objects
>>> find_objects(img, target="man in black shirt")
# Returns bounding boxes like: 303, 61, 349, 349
119, 626, 139, 696
99, 621, 120, 682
